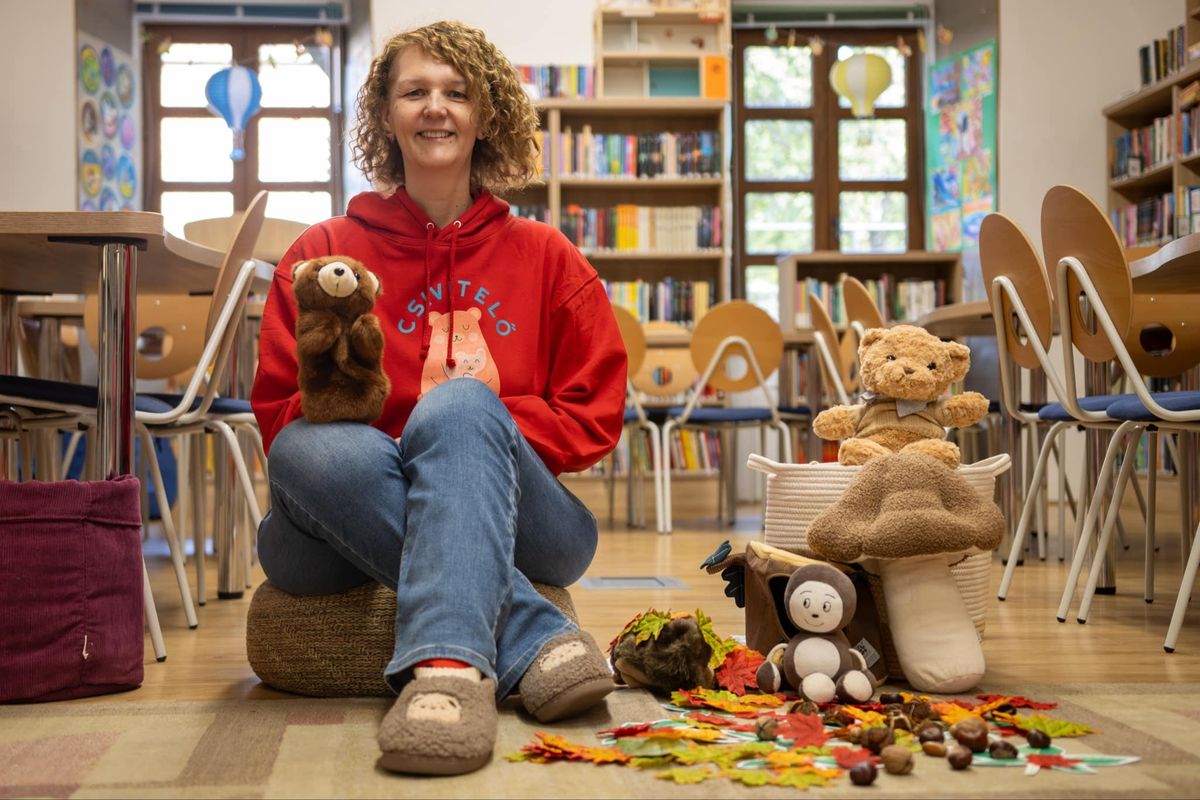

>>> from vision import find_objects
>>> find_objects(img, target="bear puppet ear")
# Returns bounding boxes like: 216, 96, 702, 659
291, 260, 312, 282
364, 269, 381, 296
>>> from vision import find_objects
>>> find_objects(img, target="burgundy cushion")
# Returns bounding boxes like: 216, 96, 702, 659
0, 476, 144, 702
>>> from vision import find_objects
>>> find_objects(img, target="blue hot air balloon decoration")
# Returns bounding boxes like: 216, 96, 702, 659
204, 65, 262, 161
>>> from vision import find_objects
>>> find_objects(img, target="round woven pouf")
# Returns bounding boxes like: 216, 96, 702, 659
245, 580, 578, 697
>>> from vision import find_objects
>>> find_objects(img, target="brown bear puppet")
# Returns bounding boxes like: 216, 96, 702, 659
292, 255, 390, 424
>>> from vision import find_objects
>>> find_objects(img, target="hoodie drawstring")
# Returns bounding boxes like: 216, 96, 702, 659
419, 222, 435, 361
418, 218, 463, 371
444, 220, 462, 370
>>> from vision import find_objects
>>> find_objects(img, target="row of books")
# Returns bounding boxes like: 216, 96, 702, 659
792, 275, 945, 328
560, 204, 722, 251
579, 426, 722, 477
557, 127, 722, 179
510, 204, 550, 224
515, 64, 595, 99
605, 278, 713, 325
1109, 192, 1176, 247
1175, 183, 1200, 235
1110, 115, 1174, 180
1138, 25, 1188, 87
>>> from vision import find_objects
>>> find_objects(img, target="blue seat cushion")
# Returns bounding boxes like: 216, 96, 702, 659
777, 404, 812, 417
1105, 390, 1200, 421
0, 375, 174, 414
667, 405, 775, 423
147, 393, 252, 415
1036, 394, 1135, 421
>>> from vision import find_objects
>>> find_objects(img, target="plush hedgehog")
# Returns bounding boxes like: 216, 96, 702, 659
292, 255, 390, 425
608, 610, 725, 695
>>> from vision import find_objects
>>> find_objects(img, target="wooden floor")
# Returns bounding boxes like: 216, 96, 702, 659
126, 481, 1200, 704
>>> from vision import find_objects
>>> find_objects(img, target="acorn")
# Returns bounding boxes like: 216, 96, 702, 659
755, 717, 779, 741
947, 745, 973, 770
880, 744, 915, 775
922, 741, 948, 757
849, 761, 878, 786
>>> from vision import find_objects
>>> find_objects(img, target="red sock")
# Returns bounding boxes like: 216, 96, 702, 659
417, 658, 471, 670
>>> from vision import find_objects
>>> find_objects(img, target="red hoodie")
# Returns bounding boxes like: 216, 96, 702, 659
251, 188, 627, 475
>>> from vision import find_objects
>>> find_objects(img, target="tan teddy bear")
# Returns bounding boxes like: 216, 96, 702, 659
292, 255, 390, 425
811, 325, 988, 469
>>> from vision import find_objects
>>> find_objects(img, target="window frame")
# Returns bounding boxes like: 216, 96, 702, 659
732, 27, 924, 296
142, 23, 343, 217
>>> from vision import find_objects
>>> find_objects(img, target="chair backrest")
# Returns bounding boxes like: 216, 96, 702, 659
611, 304, 646, 377
184, 213, 306, 265
689, 300, 783, 393
841, 275, 886, 332
633, 320, 699, 400
82, 294, 210, 381
978, 212, 1055, 372
204, 191, 269, 342
1042, 184, 1200, 377
807, 292, 851, 405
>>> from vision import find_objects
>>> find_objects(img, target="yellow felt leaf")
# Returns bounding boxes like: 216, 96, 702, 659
994, 712, 1095, 738
765, 750, 815, 768
933, 703, 983, 726
657, 767, 716, 784
722, 768, 773, 786
638, 728, 724, 742
840, 706, 887, 725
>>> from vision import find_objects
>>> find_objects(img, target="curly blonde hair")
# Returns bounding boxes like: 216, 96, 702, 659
351, 20, 542, 194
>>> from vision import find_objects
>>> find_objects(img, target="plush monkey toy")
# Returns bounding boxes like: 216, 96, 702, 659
292, 255, 390, 424
755, 563, 875, 704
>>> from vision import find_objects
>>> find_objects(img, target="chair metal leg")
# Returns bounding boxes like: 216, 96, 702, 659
1057, 421, 1139, 622
661, 421, 675, 533
646, 424, 665, 534
61, 430, 83, 480
190, 433, 207, 605
1164, 518, 1200, 653
1077, 432, 1140, 623
138, 427, 198, 629
1145, 430, 1158, 604
209, 420, 263, 527
144, 559, 166, 662
998, 421, 1066, 600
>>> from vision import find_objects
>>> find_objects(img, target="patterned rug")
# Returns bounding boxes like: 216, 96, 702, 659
2, 683, 1199, 798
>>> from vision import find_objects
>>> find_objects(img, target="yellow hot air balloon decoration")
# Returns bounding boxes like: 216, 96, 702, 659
828, 53, 892, 117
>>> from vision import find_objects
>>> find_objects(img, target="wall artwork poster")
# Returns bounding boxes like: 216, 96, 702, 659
78, 38, 140, 211
925, 39, 996, 252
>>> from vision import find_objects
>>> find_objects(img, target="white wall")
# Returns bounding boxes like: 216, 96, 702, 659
997, 0, 1179, 250
0, 0, 77, 210
369, 0, 595, 64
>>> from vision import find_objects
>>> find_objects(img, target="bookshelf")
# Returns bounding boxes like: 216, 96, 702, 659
775, 251, 962, 332
1103, 1, 1200, 246
505, 96, 731, 325
595, 0, 731, 100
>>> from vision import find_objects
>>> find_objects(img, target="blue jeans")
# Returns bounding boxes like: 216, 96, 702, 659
257, 379, 598, 699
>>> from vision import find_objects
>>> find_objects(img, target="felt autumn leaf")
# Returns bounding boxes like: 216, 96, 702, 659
995, 712, 1095, 738
657, 766, 716, 784
670, 742, 776, 768
714, 647, 765, 696
838, 706, 887, 726
671, 688, 782, 715
977, 694, 1057, 710
513, 733, 631, 765
683, 712, 758, 733
775, 712, 830, 748
765, 749, 816, 768
772, 768, 841, 789
630, 755, 675, 769
614, 737, 689, 758
831, 746, 876, 769
597, 722, 654, 738
721, 768, 774, 787
694, 608, 739, 668
933, 702, 987, 726
1026, 753, 1082, 770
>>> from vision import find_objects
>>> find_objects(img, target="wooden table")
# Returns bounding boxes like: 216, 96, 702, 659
0, 211, 273, 479
916, 300, 994, 338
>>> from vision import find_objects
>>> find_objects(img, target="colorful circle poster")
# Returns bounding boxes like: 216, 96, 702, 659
78, 38, 140, 211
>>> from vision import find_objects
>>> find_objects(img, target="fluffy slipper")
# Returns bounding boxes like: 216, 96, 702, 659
518, 630, 614, 723
376, 670, 496, 776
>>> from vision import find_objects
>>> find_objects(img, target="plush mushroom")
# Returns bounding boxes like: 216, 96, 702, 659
806, 454, 1005, 693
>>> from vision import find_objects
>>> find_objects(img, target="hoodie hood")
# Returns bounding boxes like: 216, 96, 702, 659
347, 188, 513, 368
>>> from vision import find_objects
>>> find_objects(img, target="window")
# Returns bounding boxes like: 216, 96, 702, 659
733, 29, 923, 306
143, 25, 342, 236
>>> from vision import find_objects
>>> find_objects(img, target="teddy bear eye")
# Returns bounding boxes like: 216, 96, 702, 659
886, 355, 896, 361
822, 601, 831, 612
928, 362, 937, 370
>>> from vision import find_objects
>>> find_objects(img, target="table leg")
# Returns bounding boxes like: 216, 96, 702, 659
1086, 360, 1117, 593
0, 294, 18, 479
96, 243, 137, 478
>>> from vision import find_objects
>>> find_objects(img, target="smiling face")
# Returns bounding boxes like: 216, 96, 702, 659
786, 580, 845, 633
382, 46, 480, 192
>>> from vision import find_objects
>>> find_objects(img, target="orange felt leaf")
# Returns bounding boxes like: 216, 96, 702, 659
522, 733, 631, 765
832, 747, 876, 768
714, 647, 765, 696
932, 703, 985, 726
775, 712, 830, 748
839, 706, 887, 726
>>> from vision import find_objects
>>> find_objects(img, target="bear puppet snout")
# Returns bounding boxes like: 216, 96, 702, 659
317, 261, 358, 298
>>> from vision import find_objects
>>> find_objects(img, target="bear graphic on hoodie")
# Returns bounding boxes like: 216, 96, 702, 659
420, 307, 501, 396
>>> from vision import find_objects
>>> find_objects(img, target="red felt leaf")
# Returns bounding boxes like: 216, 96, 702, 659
1026, 754, 1082, 769
685, 713, 759, 733
975, 694, 1058, 710
714, 647, 765, 696
598, 722, 655, 739
775, 713, 829, 748
832, 747, 877, 769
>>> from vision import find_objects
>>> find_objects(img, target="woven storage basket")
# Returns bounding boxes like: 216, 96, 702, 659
747, 452, 1010, 635
245, 580, 578, 697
